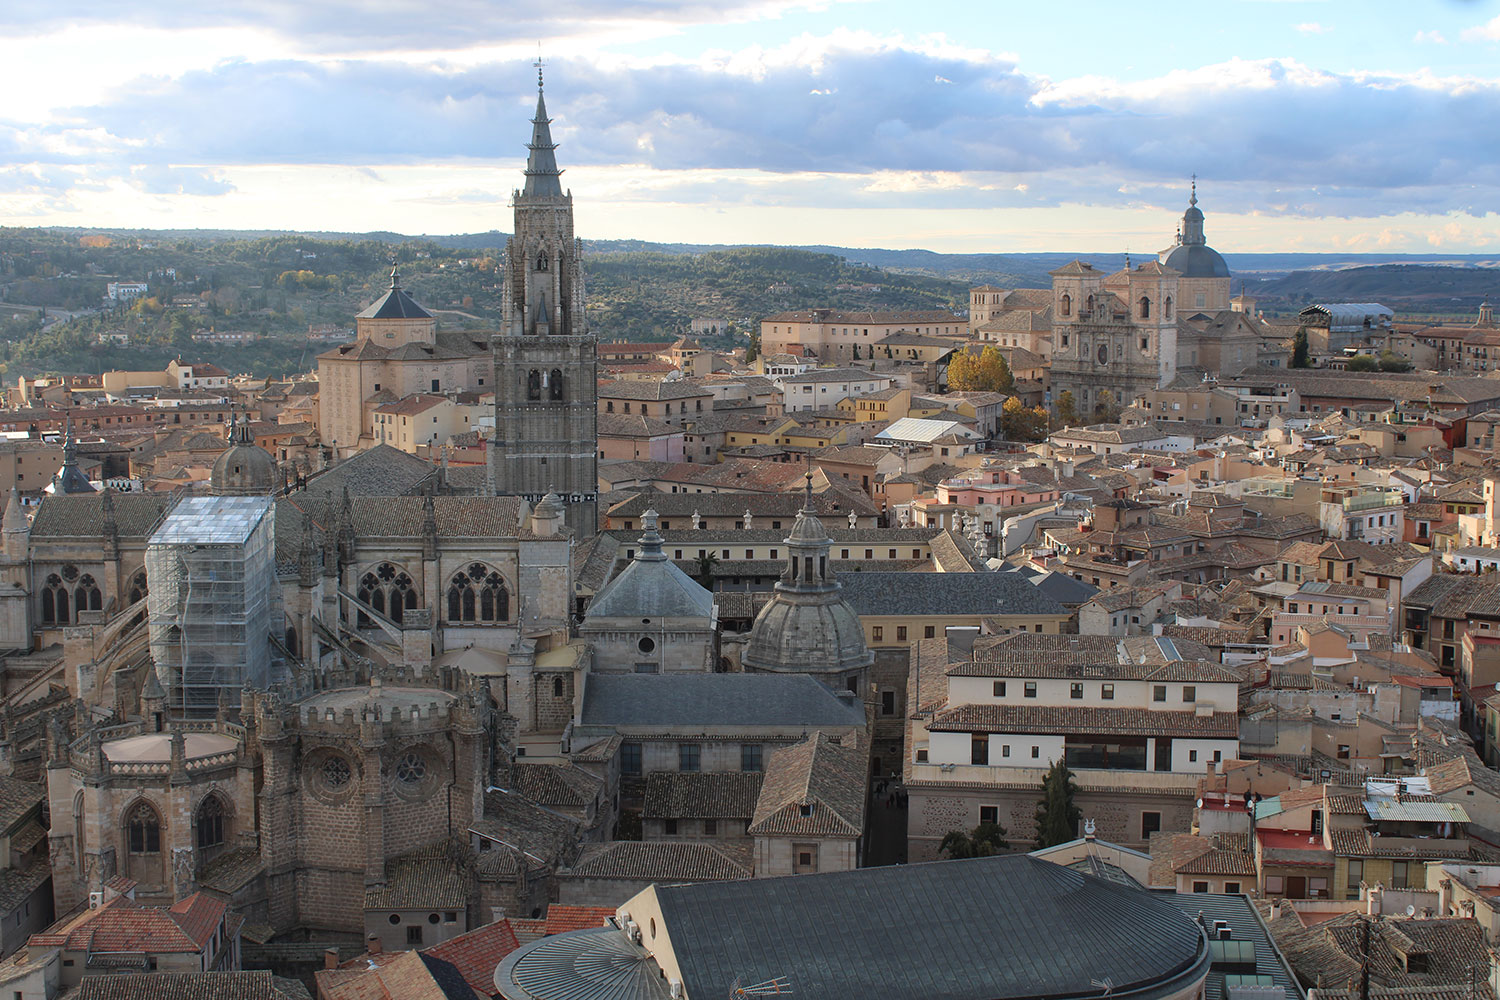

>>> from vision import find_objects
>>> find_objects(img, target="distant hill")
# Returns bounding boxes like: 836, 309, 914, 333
1246, 264, 1500, 318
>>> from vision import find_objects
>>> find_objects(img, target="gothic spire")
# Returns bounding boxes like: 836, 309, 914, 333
522, 60, 565, 199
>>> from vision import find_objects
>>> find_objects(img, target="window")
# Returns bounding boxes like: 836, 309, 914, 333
126, 801, 161, 855
1070, 683, 1084, 700
1024, 682, 1037, 698
924, 626, 936, 639
741, 744, 763, 772
1336, 745, 1351, 759
664, 819, 678, 835
1139, 296, 1150, 319
1189, 750, 1198, 762
408, 926, 424, 945
1346, 859, 1363, 899
1101, 683, 1114, 700
1182, 686, 1196, 702
679, 744, 701, 772
872, 626, 883, 642
621, 742, 642, 775
1224, 882, 1241, 894
446, 564, 509, 623
358, 563, 418, 625
1060, 293, 1072, 317
896, 626, 907, 642
196, 795, 227, 854
1153, 685, 1167, 702
704, 820, 718, 836
972, 736, 989, 765
880, 691, 896, 716
1265, 876, 1285, 894
1142, 811, 1162, 839
1193, 881, 1209, 894
980, 806, 999, 825
1030, 746, 1040, 759
993, 681, 1006, 697
794, 846, 817, 872
1391, 861, 1409, 889
1002, 745, 1010, 757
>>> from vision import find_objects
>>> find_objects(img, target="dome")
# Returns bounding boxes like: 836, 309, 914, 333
742, 593, 872, 676
786, 509, 828, 543
586, 510, 713, 620
210, 415, 277, 496
1161, 243, 1230, 279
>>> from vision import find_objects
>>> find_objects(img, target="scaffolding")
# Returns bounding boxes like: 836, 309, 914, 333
146, 495, 279, 715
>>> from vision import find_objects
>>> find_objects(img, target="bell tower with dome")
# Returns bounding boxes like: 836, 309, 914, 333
488, 65, 598, 537
1159, 178, 1232, 313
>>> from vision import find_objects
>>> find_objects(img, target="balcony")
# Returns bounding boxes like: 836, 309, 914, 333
908, 762, 1200, 791
1343, 491, 1405, 513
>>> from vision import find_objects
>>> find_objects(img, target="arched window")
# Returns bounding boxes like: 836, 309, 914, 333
1086, 294, 1095, 314
75, 574, 102, 615
285, 626, 298, 654
124, 800, 163, 884
1060, 293, 1071, 317
196, 795, 228, 858
550, 369, 564, 401
74, 791, 85, 868
1164, 296, 1173, 320
552, 676, 564, 698
41, 574, 69, 625
358, 564, 418, 626
446, 564, 509, 623
527, 370, 541, 401
128, 570, 148, 605
535, 254, 548, 271
1139, 296, 1151, 319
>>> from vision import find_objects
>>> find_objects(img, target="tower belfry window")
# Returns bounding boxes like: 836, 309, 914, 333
536, 254, 548, 271
527, 370, 541, 401
550, 369, 564, 401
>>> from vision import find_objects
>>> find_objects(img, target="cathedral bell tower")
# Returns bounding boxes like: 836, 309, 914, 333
489, 65, 598, 536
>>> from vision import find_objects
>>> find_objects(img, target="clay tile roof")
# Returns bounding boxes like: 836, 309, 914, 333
422, 919, 522, 997
562, 841, 753, 883
643, 771, 765, 820
542, 906, 617, 936
75, 971, 308, 1000
363, 843, 471, 911
748, 732, 867, 838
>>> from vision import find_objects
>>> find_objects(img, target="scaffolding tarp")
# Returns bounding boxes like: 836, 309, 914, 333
146, 495, 278, 713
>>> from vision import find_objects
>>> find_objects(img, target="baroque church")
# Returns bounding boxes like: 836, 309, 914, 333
1048, 183, 1259, 417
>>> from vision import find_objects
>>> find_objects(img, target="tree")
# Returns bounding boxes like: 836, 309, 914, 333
1378, 350, 1413, 373
975, 345, 1015, 393
1345, 354, 1379, 372
946, 348, 974, 390
1055, 390, 1079, 427
693, 552, 719, 589
1034, 760, 1082, 848
939, 821, 1010, 859
1001, 396, 1050, 442
1290, 328, 1311, 368
1093, 390, 1119, 424
744, 329, 760, 364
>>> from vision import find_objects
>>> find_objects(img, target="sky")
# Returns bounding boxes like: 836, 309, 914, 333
2, 0, 1500, 253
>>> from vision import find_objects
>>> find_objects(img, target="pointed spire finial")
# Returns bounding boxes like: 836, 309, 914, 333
535, 50, 545, 92
389, 255, 401, 291
803, 471, 814, 511
1190, 173, 1198, 207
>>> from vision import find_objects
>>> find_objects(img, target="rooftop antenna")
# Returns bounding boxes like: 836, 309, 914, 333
731, 977, 793, 998
1090, 979, 1115, 998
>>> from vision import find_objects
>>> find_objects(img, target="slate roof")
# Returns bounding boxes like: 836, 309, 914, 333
356, 283, 434, 320
562, 841, 752, 883
513, 763, 603, 810
597, 381, 711, 401
29, 493, 171, 538
1161, 894, 1298, 1000
578, 674, 866, 730
0, 776, 43, 834
196, 847, 264, 895
585, 530, 714, 620
298, 444, 437, 499
75, 971, 309, 1000
748, 732, 867, 838
648, 855, 1208, 1000
835, 570, 1068, 617
643, 771, 764, 819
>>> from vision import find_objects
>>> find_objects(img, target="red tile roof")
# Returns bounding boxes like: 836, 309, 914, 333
541, 905, 615, 936
39, 892, 226, 954
423, 919, 522, 997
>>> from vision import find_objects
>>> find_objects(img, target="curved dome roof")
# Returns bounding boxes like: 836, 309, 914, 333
210, 416, 276, 496
1162, 243, 1230, 279
742, 593, 872, 676
586, 554, 713, 620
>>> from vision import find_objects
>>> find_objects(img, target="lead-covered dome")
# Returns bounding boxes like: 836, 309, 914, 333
211, 414, 276, 496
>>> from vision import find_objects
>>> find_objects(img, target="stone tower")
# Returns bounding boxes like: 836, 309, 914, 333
489, 68, 598, 537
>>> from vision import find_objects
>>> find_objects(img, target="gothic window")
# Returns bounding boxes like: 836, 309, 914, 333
550, 369, 564, 401
1060, 293, 1071, 317
395, 752, 426, 784
75, 574, 102, 614
1139, 296, 1151, 319
73, 792, 85, 868
527, 370, 541, 401
196, 795, 227, 856
322, 756, 352, 788
124, 800, 162, 881
1164, 296, 1173, 320
41, 574, 69, 625
446, 564, 509, 623
358, 564, 417, 625
535, 254, 548, 271
128, 570, 148, 605
552, 676, 564, 698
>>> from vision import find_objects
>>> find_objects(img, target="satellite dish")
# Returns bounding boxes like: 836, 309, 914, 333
1405, 904, 1416, 917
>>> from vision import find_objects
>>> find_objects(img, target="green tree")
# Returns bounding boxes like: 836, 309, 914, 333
1034, 760, 1082, 848
1055, 390, 1079, 427
693, 552, 719, 589
745, 329, 760, 364
1345, 354, 1379, 372
939, 821, 1010, 859
1093, 390, 1119, 423
1377, 350, 1413, 372
1290, 329, 1311, 368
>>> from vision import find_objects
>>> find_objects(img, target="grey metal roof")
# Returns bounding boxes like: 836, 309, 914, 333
585, 549, 714, 620
652, 855, 1209, 1000
1162, 243, 1230, 279
1161, 893, 1300, 1000
836, 571, 1068, 617
579, 674, 865, 730
496, 928, 671, 1000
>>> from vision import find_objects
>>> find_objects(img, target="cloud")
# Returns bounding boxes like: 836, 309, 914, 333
1413, 30, 1448, 44
1294, 22, 1330, 35
1461, 15, 1500, 43
4, 37, 1500, 227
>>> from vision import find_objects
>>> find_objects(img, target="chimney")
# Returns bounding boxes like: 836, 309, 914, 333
324, 948, 340, 970
1269, 899, 1283, 921
367, 933, 382, 955
490, 906, 507, 924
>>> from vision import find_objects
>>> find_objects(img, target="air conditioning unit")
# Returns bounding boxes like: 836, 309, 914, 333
625, 920, 641, 944
670, 980, 684, 999
88, 891, 104, 909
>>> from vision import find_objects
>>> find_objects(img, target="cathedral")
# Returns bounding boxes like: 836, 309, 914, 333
1048, 183, 1258, 418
